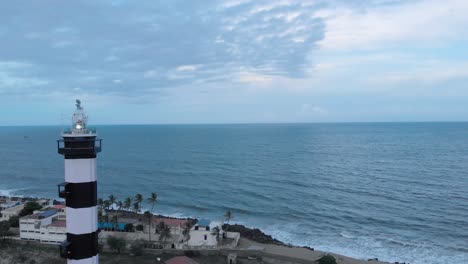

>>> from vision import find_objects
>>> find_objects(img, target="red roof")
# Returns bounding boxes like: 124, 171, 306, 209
165, 256, 199, 264
152, 217, 189, 228
54, 204, 66, 209
50, 220, 66, 227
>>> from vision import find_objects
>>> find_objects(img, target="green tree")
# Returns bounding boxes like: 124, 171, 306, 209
133, 202, 139, 214
144, 211, 152, 242
317, 254, 337, 264
147, 193, 158, 241
111, 215, 119, 231
130, 239, 145, 256
182, 221, 193, 241
158, 224, 172, 243
8, 215, 19, 228
0, 221, 10, 241
19, 202, 42, 217
108, 194, 116, 209
124, 223, 134, 232
124, 197, 132, 212
107, 236, 126, 254
224, 210, 233, 224
103, 200, 111, 211
135, 194, 143, 213
116, 200, 123, 212
211, 226, 221, 242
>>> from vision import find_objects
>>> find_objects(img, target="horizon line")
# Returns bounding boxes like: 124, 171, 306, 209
1, 120, 467, 127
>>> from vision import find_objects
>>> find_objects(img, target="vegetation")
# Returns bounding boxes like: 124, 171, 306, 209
136, 224, 144, 231
8, 215, 19, 228
317, 254, 337, 264
157, 222, 172, 243
147, 192, 158, 242
224, 210, 233, 224
107, 236, 126, 254
182, 221, 193, 241
134, 193, 143, 213
130, 239, 145, 256
211, 226, 221, 242
124, 223, 135, 232
0, 221, 10, 241
19, 202, 42, 217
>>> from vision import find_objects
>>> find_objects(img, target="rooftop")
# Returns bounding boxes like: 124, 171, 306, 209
50, 219, 66, 228
196, 219, 211, 227
165, 256, 199, 264
152, 217, 189, 228
22, 209, 57, 220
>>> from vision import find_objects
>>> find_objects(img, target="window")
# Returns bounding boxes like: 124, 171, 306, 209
195, 226, 199, 231
204, 235, 207, 240
206, 226, 209, 231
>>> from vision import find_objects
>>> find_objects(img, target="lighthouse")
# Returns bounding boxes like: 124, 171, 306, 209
57, 100, 102, 264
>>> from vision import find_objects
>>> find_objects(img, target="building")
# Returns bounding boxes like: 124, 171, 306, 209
187, 219, 219, 247
0, 198, 53, 221
19, 209, 66, 244
0, 203, 24, 221
165, 256, 199, 264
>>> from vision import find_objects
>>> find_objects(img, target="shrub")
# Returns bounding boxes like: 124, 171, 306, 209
19, 202, 42, 217
0, 221, 10, 240
317, 254, 337, 264
130, 239, 145, 256
8, 215, 19, 228
107, 236, 126, 254
124, 223, 134, 232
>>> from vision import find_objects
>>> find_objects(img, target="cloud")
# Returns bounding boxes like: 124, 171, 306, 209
0, 0, 326, 101
318, 0, 468, 50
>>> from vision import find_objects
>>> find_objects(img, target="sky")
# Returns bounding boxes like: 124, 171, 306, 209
0, 0, 467, 125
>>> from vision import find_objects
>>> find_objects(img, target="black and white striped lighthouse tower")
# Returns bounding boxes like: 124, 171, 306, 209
57, 100, 101, 264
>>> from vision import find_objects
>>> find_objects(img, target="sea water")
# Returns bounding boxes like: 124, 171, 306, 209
0, 123, 467, 264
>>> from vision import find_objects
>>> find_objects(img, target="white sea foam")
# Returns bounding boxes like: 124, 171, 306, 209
0, 188, 25, 197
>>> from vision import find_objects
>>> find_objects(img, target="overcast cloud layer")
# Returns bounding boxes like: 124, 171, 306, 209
1, 0, 467, 125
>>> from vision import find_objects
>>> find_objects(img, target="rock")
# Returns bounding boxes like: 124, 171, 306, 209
223, 224, 285, 245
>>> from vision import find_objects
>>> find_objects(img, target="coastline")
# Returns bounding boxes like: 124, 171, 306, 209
1, 195, 394, 264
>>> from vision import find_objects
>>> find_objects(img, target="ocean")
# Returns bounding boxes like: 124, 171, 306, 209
0, 123, 467, 264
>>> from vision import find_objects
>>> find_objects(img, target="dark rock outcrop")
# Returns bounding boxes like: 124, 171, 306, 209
223, 224, 285, 245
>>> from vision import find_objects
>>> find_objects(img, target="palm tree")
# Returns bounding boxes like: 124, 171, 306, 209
108, 194, 116, 209
103, 200, 111, 212
143, 211, 152, 242
155, 221, 166, 234
211, 226, 221, 243
133, 202, 139, 214
158, 224, 172, 244
224, 210, 233, 225
124, 197, 132, 212
135, 194, 143, 213
182, 221, 193, 242
111, 215, 119, 231
147, 193, 158, 242
116, 201, 123, 212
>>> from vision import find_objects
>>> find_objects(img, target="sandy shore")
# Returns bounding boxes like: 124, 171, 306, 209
237, 238, 390, 264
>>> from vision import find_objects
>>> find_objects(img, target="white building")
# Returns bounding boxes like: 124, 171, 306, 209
19, 209, 66, 244
187, 219, 219, 247
0, 198, 53, 221
0, 203, 24, 221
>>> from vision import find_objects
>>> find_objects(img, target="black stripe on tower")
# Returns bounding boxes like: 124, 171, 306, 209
61, 182, 97, 208
67, 231, 99, 260
57, 137, 102, 159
